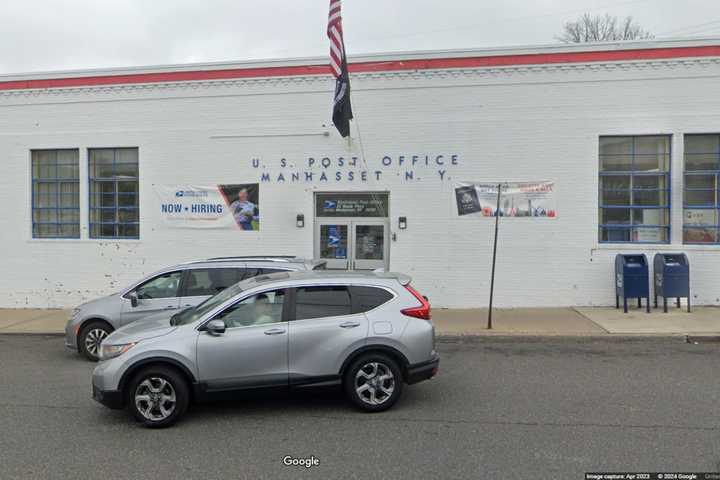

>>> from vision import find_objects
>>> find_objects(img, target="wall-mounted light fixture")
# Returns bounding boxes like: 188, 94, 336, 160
398, 216, 407, 230
296, 214, 305, 228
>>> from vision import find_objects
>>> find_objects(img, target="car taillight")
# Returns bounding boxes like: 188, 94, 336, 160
401, 284, 431, 320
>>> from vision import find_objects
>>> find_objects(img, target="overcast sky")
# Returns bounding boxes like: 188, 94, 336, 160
2, 0, 720, 74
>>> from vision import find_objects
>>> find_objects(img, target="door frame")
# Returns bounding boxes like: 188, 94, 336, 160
313, 191, 391, 272
314, 218, 390, 271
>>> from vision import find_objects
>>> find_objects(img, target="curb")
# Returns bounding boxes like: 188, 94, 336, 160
436, 334, 695, 343
0, 332, 65, 337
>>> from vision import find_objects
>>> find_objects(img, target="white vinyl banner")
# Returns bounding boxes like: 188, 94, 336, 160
454, 181, 557, 218
154, 184, 260, 230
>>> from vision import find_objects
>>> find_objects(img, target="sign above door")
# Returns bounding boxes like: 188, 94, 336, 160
315, 193, 389, 218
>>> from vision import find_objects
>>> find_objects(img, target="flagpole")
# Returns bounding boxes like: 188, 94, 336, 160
487, 182, 502, 330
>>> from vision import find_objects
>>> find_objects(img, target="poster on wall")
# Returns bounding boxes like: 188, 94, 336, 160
154, 184, 260, 230
454, 181, 557, 218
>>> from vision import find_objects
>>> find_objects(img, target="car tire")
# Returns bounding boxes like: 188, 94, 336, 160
344, 353, 403, 412
78, 321, 113, 362
126, 366, 189, 428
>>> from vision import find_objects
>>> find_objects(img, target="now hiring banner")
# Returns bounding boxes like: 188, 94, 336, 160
153, 183, 260, 231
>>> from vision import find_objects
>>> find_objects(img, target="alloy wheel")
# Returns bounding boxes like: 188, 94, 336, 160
354, 362, 395, 406
134, 377, 177, 421
84, 328, 109, 357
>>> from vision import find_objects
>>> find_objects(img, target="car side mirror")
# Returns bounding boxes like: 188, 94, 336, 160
128, 291, 138, 308
206, 319, 226, 336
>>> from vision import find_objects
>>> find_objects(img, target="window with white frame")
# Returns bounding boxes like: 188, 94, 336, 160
89, 148, 139, 239
598, 136, 671, 243
683, 134, 720, 244
31, 149, 80, 238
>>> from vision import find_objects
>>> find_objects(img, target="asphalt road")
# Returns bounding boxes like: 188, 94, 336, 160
1, 335, 719, 480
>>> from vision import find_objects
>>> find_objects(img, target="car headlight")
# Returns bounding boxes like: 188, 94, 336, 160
99, 342, 136, 361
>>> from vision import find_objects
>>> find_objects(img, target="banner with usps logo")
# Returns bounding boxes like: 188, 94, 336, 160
154, 183, 260, 230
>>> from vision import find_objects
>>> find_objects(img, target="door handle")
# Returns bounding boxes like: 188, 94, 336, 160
339, 321, 361, 329
264, 328, 286, 335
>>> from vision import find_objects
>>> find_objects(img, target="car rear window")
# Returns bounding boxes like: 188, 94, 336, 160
350, 286, 394, 313
182, 268, 242, 297
294, 286, 351, 320
260, 268, 286, 275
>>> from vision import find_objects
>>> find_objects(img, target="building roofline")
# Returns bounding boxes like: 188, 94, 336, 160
1, 36, 720, 91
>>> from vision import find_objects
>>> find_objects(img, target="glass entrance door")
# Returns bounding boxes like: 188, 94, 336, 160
318, 222, 350, 269
315, 220, 388, 271
352, 222, 387, 271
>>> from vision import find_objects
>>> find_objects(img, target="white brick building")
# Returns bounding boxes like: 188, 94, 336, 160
2, 38, 720, 309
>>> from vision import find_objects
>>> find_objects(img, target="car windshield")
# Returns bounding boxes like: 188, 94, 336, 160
171, 282, 244, 326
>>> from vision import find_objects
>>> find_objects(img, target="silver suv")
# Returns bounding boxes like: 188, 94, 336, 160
91, 271, 439, 427
66, 257, 325, 361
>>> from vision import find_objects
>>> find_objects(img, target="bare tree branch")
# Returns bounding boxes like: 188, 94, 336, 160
557, 13, 653, 43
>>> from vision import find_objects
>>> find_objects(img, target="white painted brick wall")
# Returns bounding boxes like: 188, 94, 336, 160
2, 57, 720, 308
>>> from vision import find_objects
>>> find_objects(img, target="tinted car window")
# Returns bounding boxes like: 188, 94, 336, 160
260, 268, 286, 275
351, 286, 393, 313
135, 271, 182, 299
294, 286, 351, 320
183, 268, 242, 297
243, 267, 261, 278
215, 289, 286, 328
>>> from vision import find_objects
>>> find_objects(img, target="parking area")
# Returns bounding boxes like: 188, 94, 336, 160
1, 335, 719, 479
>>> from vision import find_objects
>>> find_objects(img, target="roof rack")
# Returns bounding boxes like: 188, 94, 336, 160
204, 255, 298, 263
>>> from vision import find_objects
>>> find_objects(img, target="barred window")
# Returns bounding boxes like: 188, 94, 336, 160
89, 148, 139, 239
599, 136, 671, 243
684, 134, 720, 244
31, 149, 80, 238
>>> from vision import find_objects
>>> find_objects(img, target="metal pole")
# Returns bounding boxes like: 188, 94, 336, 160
487, 182, 502, 330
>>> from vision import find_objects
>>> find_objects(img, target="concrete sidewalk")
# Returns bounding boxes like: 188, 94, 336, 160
1, 306, 719, 337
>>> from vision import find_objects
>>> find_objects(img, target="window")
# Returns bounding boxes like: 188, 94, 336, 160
260, 268, 286, 275
31, 149, 80, 238
294, 286, 351, 320
683, 134, 720, 244
135, 271, 182, 299
182, 268, 242, 297
351, 286, 393, 313
89, 148, 139, 239
215, 290, 286, 328
599, 136, 670, 243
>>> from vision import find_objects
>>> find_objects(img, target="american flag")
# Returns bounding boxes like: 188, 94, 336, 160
327, 0, 353, 137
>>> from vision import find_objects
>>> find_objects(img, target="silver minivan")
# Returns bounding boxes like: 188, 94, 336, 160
91, 271, 439, 427
66, 257, 325, 360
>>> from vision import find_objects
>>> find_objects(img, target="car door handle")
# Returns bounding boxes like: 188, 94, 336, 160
264, 328, 286, 335
339, 321, 361, 328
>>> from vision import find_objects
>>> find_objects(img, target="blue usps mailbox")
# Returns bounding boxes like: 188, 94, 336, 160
653, 253, 690, 313
615, 254, 650, 313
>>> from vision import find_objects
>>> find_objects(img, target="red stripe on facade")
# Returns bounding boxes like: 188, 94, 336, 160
1, 45, 719, 92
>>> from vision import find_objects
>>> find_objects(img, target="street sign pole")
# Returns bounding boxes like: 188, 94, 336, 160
487, 182, 502, 330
